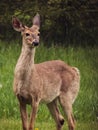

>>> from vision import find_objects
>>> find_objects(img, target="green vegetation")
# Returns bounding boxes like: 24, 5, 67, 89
0, 41, 98, 129
0, 1, 98, 45
0, 1, 97, 129
0, 119, 98, 130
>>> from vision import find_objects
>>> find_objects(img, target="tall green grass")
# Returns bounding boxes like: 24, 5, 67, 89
0, 119, 98, 130
0, 41, 98, 123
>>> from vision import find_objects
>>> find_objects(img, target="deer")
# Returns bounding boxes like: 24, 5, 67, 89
12, 14, 80, 130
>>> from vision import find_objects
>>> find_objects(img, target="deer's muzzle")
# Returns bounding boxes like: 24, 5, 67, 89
32, 42, 39, 47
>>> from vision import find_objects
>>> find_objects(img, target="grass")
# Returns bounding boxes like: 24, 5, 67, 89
0, 119, 98, 130
0, 40, 98, 129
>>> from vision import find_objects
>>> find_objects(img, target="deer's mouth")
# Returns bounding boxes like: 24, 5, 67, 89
32, 42, 39, 47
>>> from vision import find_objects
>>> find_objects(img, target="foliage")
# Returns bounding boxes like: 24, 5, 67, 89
0, 0, 98, 45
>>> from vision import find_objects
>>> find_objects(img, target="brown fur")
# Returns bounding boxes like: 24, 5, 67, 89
12, 14, 80, 130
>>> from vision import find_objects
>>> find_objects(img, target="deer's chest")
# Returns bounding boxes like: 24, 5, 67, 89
14, 67, 40, 99
14, 66, 30, 93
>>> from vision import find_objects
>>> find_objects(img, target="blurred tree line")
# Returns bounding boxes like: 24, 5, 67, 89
0, 0, 98, 46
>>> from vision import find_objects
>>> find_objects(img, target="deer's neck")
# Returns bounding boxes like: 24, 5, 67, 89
15, 45, 35, 76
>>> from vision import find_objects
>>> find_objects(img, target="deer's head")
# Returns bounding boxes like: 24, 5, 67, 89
12, 14, 40, 48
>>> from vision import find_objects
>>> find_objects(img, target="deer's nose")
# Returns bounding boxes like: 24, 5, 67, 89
32, 42, 39, 46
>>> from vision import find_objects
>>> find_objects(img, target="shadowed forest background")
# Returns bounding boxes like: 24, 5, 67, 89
0, 0, 98, 130
0, 0, 98, 46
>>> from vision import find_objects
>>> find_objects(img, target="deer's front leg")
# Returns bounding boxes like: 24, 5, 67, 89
17, 96, 28, 130
29, 98, 39, 130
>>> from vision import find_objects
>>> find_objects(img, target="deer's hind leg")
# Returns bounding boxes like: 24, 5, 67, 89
47, 99, 64, 130
59, 92, 76, 130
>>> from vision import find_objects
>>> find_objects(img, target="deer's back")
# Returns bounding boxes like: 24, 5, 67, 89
36, 60, 71, 72
35, 60, 80, 103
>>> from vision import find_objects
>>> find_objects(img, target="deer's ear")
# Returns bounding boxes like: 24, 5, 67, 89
12, 17, 24, 32
33, 13, 40, 28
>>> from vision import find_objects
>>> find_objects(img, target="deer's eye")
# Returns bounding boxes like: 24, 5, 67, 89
26, 33, 30, 36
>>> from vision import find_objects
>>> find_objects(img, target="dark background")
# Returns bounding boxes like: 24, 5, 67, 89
0, 0, 98, 46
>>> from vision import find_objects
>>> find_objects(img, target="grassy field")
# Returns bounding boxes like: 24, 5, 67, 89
0, 41, 98, 129
0, 119, 98, 130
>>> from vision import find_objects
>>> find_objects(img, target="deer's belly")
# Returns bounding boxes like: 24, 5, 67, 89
41, 77, 62, 104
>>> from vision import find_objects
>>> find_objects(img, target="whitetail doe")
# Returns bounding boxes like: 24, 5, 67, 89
12, 14, 80, 130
